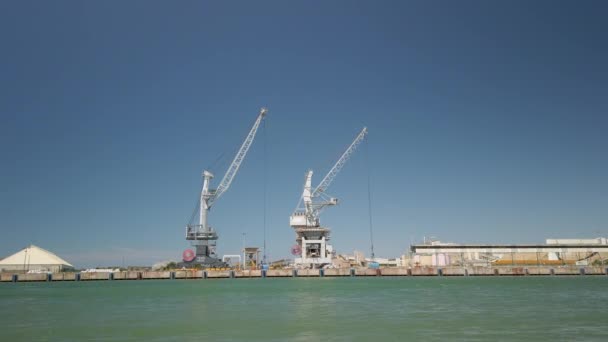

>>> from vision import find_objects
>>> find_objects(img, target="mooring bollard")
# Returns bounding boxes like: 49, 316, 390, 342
350, 268, 355, 277
407, 268, 412, 276
202, 271, 207, 279
494, 269, 499, 276
437, 268, 443, 276
46, 273, 52, 282
262, 270, 267, 278
524, 268, 530, 276
75, 273, 81, 282
170, 272, 176, 280
319, 269, 324, 277
464, 269, 469, 277
230, 270, 235, 278
579, 268, 585, 275
292, 269, 297, 277
12, 274, 18, 282
550, 268, 555, 275
109, 273, 114, 281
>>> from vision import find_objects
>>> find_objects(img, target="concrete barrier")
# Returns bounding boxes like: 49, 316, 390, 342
296, 269, 319, 277
263, 269, 289, 277
554, 267, 579, 276
354, 268, 377, 276
128, 271, 141, 280
506, 267, 526, 276
8, 265, 608, 283
442, 267, 467, 276
206, 270, 231, 278
18, 273, 48, 282
1, 273, 15, 282
380, 268, 408, 276
236, 270, 262, 278
142, 271, 170, 280
81, 272, 111, 281
410, 267, 435, 276
324, 268, 351, 277
51, 273, 75, 281
112, 272, 126, 280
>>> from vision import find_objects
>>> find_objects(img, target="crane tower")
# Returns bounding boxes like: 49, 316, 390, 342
182, 108, 267, 268
289, 127, 368, 268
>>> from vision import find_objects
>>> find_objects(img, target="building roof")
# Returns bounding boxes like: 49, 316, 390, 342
0, 245, 73, 267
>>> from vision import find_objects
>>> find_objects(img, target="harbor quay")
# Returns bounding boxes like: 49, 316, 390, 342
2, 266, 608, 282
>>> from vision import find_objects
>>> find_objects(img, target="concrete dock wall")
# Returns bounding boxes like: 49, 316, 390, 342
264, 270, 288, 277
2, 266, 607, 282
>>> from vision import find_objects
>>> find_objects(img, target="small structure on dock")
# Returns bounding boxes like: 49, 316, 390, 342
0, 245, 73, 273
243, 247, 260, 270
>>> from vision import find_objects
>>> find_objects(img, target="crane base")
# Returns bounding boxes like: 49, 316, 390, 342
178, 256, 227, 269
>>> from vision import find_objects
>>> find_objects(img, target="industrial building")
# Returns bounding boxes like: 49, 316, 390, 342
0, 245, 74, 273
409, 238, 608, 267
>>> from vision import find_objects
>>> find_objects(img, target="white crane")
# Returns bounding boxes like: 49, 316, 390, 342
185, 107, 267, 266
289, 127, 368, 267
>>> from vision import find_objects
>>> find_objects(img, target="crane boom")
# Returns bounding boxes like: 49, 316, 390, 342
313, 127, 368, 197
208, 107, 267, 207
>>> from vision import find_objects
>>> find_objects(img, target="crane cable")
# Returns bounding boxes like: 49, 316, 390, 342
365, 134, 375, 261
262, 117, 268, 264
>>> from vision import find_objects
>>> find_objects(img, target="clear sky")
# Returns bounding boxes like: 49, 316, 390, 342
1, 1, 607, 267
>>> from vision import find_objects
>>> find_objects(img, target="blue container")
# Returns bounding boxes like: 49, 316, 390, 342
261, 264, 269, 271
368, 262, 380, 269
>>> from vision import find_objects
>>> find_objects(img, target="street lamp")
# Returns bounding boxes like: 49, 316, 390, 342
242, 233, 246, 270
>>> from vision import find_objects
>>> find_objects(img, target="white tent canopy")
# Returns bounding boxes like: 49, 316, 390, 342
0, 245, 73, 272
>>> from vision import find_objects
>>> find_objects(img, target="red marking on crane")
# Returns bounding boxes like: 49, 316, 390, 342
183, 249, 195, 262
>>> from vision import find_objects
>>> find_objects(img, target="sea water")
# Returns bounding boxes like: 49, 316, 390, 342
1, 277, 607, 341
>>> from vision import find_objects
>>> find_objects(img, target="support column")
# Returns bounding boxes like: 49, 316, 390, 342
320, 237, 326, 259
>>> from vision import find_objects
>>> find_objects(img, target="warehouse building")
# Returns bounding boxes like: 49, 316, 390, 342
409, 238, 608, 267
0, 245, 74, 273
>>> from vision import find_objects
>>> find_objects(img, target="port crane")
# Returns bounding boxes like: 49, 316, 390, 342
289, 127, 368, 268
183, 108, 267, 267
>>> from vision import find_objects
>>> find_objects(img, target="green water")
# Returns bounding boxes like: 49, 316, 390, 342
1, 277, 607, 341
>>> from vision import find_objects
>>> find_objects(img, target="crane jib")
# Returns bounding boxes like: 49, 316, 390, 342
208, 108, 267, 206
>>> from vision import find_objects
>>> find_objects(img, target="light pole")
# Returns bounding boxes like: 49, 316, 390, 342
242, 233, 246, 270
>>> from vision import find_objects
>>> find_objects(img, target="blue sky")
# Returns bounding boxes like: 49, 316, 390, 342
1, 1, 607, 267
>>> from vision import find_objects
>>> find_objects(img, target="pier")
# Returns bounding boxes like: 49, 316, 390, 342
2, 266, 607, 282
